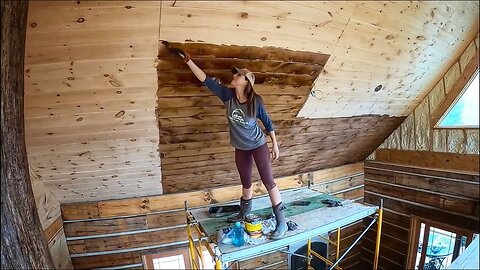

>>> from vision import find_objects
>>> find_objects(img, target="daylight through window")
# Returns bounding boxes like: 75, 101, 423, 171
438, 71, 479, 128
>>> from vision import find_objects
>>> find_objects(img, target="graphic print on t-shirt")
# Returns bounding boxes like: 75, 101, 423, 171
228, 108, 248, 127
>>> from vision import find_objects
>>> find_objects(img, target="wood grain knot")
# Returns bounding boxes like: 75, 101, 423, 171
385, 34, 395, 40
115, 110, 125, 118
109, 80, 120, 87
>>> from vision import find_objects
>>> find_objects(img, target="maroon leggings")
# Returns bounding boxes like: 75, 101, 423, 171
235, 143, 276, 191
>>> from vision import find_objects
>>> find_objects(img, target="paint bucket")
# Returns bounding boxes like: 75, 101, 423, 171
244, 214, 263, 238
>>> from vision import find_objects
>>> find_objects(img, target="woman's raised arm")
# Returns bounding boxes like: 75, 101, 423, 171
180, 50, 232, 102
186, 59, 207, 82
161, 41, 206, 82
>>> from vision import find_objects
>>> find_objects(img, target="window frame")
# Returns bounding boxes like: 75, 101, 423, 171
142, 248, 192, 270
406, 215, 476, 269
431, 50, 479, 129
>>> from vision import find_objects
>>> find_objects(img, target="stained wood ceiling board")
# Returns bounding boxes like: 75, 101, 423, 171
156, 42, 322, 192
156, 42, 406, 192
158, 1, 479, 118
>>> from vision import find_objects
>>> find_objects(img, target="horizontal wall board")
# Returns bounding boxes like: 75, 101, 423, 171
365, 179, 479, 217
365, 161, 480, 183
375, 149, 480, 173
364, 192, 479, 232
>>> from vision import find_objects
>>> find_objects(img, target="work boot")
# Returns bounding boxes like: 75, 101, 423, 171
271, 202, 288, 239
227, 197, 252, 223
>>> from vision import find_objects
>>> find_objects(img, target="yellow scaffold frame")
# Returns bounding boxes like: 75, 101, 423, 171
186, 200, 384, 270
306, 202, 383, 270
185, 202, 222, 270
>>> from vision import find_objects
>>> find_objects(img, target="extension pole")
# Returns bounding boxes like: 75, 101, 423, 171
336, 228, 340, 261
185, 201, 197, 269
373, 199, 384, 270
307, 238, 312, 269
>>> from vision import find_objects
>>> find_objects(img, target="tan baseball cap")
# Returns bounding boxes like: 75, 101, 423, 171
231, 67, 255, 86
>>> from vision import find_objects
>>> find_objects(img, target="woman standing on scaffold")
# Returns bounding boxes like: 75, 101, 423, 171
169, 45, 287, 239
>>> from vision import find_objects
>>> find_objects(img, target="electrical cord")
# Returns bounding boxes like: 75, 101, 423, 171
310, 89, 324, 100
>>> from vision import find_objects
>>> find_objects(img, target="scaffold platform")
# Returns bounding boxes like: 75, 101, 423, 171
185, 187, 383, 270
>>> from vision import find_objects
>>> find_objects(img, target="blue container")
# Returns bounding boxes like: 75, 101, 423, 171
232, 221, 245, 247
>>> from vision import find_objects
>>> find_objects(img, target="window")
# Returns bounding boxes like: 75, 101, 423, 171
200, 250, 216, 270
143, 249, 191, 270
152, 254, 187, 269
143, 247, 216, 269
407, 216, 478, 270
437, 71, 479, 128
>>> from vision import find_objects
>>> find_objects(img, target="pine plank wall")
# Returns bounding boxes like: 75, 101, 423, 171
61, 163, 366, 269
30, 168, 73, 269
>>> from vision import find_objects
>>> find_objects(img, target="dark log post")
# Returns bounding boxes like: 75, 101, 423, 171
1, 1, 55, 269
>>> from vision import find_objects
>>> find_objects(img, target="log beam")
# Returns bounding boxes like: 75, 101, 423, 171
1, 1, 55, 268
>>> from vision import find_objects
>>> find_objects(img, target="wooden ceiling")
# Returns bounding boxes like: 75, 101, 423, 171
23, 1, 478, 202
159, 1, 479, 117
25, 1, 162, 202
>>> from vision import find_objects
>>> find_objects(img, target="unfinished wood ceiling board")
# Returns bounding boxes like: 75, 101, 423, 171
159, 1, 479, 118
24, 1, 162, 203
157, 42, 330, 193
377, 34, 479, 156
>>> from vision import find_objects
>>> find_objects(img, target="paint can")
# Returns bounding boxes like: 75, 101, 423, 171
244, 214, 263, 238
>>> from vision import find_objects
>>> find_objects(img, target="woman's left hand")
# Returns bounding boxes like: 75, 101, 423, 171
271, 144, 280, 161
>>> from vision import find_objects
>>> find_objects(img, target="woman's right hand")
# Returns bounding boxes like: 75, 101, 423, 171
271, 143, 280, 161
161, 41, 191, 63
171, 47, 191, 63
